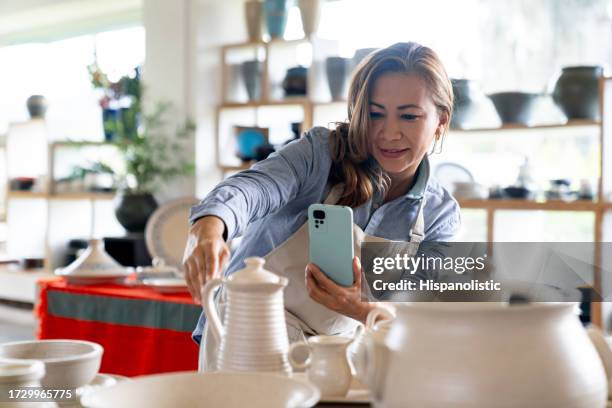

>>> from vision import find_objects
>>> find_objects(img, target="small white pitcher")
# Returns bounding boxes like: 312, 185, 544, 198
289, 336, 353, 397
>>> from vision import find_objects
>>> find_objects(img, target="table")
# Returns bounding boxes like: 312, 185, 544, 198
36, 278, 201, 376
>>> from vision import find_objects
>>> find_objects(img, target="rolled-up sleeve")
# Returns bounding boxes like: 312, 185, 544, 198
189, 127, 328, 241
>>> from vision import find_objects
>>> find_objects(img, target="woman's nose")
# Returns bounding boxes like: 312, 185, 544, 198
381, 117, 402, 141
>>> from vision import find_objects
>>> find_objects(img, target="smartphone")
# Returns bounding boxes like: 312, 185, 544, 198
308, 203, 354, 287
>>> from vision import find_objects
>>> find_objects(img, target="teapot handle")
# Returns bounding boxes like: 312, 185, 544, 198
365, 306, 395, 330
201, 278, 224, 343
288, 341, 312, 371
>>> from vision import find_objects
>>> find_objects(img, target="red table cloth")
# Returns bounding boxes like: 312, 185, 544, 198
36, 278, 200, 376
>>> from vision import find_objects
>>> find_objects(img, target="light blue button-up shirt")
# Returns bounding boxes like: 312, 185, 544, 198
189, 126, 461, 343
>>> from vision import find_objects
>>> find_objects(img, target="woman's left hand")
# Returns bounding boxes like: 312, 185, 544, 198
306, 257, 373, 324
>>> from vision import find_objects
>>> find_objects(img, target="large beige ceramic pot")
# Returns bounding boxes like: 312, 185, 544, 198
363, 303, 607, 408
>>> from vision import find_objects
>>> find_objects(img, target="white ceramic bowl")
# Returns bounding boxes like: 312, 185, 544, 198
81, 371, 320, 408
0, 340, 103, 389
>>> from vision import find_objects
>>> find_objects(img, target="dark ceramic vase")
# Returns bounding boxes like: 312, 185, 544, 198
552, 66, 603, 121
451, 79, 481, 129
241, 60, 262, 101
326, 57, 349, 101
282, 66, 308, 96
114, 191, 158, 233
26, 95, 48, 118
488, 92, 539, 125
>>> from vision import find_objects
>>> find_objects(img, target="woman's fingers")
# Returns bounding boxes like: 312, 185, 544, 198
204, 242, 219, 282
306, 267, 332, 303
352, 256, 362, 288
185, 258, 201, 304
307, 263, 344, 295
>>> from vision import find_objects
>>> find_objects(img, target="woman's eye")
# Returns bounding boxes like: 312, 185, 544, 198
369, 112, 384, 119
401, 114, 418, 120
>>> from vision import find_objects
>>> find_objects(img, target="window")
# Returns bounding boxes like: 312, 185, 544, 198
0, 26, 145, 139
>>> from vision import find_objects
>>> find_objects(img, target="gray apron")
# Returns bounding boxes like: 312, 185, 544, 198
199, 184, 426, 371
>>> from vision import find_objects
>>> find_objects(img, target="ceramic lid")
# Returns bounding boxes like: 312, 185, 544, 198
227, 257, 280, 284
56, 239, 129, 277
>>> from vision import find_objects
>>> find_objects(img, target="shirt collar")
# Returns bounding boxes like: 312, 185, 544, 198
404, 155, 430, 200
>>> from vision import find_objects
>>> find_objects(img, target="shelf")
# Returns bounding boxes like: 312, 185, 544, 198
7, 191, 48, 199
219, 163, 252, 172
51, 140, 113, 148
221, 38, 308, 52
220, 99, 348, 109
458, 199, 600, 212
450, 119, 601, 133
50, 192, 116, 200
220, 99, 311, 108
7, 191, 116, 200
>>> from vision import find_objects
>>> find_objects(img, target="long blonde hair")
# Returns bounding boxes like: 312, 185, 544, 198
328, 42, 454, 207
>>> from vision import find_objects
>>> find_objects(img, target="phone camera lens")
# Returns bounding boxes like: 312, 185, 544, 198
313, 210, 325, 220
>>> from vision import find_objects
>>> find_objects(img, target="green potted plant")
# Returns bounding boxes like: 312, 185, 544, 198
111, 102, 195, 233
88, 62, 194, 233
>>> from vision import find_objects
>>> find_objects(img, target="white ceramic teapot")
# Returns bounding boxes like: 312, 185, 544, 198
360, 302, 607, 408
201, 257, 291, 374
350, 305, 395, 382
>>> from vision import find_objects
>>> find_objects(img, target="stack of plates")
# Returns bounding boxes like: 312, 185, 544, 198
55, 239, 130, 285
141, 278, 189, 294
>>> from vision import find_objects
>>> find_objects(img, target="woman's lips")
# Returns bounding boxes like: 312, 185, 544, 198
379, 147, 409, 159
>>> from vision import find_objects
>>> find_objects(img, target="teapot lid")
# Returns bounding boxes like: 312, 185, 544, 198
228, 257, 279, 284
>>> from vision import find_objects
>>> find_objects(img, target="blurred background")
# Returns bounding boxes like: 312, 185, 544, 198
0, 0, 611, 342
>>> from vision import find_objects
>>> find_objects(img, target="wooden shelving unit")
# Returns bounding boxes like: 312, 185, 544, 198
455, 76, 612, 327
215, 37, 348, 172
4, 122, 122, 272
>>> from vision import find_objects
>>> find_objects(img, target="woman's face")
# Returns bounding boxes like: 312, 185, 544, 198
367, 73, 447, 181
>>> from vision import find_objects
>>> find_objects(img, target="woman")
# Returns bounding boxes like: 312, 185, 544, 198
183, 41, 461, 370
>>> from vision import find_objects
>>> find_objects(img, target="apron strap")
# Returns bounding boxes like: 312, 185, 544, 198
409, 197, 426, 244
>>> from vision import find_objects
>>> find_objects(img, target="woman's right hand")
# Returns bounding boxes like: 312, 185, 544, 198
182, 216, 230, 304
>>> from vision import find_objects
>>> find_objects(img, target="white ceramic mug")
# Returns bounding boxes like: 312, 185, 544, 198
288, 335, 353, 397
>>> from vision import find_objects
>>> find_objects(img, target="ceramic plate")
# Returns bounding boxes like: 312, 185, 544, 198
141, 278, 189, 294
145, 197, 200, 270
81, 371, 320, 408
292, 373, 370, 404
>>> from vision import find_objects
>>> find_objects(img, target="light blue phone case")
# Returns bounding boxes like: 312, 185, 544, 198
308, 203, 354, 287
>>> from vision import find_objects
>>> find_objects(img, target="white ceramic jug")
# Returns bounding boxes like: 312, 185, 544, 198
360, 302, 607, 408
289, 336, 353, 398
201, 257, 291, 374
